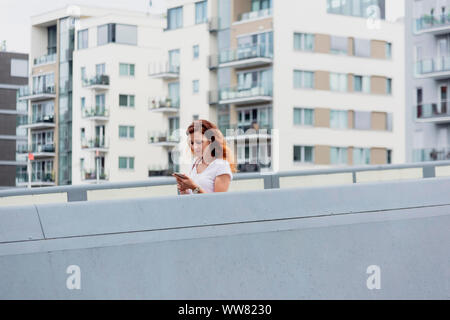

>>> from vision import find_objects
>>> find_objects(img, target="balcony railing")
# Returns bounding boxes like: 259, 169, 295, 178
413, 147, 450, 162
18, 85, 56, 100
148, 131, 180, 146
32, 144, 56, 153
211, 44, 273, 69
148, 63, 180, 79
416, 57, 450, 76
82, 107, 109, 119
18, 114, 55, 128
82, 75, 110, 88
81, 137, 108, 150
33, 53, 56, 66
149, 97, 180, 111
416, 102, 450, 122
16, 172, 55, 184
82, 169, 108, 181
415, 14, 450, 33
237, 8, 272, 23
219, 85, 273, 104
219, 122, 273, 137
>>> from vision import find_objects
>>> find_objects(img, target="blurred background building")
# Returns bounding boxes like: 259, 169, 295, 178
0, 50, 28, 188
406, 0, 450, 163
14, 0, 407, 187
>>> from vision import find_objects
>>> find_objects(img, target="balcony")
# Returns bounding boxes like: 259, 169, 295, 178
19, 114, 55, 130
16, 172, 56, 187
211, 44, 273, 69
415, 14, 450, 35
220, 122, 272, 141
33, 53, 56, 66
416, 57, 450, 79
218, 86, 273, 105
416, 103, 450, 124
208, 17, 220, 32
235, 8, 272, 24
18, 86, 56, 102
413, 147, 450, 162
148, 131, 180, 148
148, 164, 177, 177
81, 137, 109, 152
149, 97, 180, 114
31, 144, 56, 158
82, 75, 110, 90
82, 169, 109, 183
148, 63, 180, 80
82, 107, 109, 121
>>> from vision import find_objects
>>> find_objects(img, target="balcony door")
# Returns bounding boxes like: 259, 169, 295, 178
439, 85, 447, 114
95, 125, 105, 147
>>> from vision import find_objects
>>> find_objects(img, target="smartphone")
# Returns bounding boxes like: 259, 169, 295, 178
173, 172, 187, 179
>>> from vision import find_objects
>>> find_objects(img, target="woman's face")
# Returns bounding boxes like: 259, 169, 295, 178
189, 133, 209, 158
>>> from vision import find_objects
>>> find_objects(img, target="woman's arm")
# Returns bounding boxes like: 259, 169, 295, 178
214, 174, 231, 192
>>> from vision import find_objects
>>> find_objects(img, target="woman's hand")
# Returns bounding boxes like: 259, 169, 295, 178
172, 173, 199, 192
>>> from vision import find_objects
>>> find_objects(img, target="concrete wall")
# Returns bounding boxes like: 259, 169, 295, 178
0, 177, 449, 299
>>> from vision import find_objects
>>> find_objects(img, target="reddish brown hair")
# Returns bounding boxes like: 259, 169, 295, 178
186, 119, 237, 173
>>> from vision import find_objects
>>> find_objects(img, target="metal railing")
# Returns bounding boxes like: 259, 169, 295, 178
81, 137, 108, 149
217, 44, 273, 65
82, 75, 110, 87
18, 85, 56, 98
416, 56, 450, 75
415, 14, 450, 32
219, 85, 273, 101
148, 130, 180, 144
237, 8, 272, 22
416, 102, 450, 120
148, 63, 180, 77
82, 107, 109, 118
2, 161, 450, 204
33, 53, 56, 66
413, 148, 450, 162
149, 97, 180, 110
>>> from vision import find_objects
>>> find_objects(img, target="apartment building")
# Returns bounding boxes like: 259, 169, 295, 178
20, 1, 405, 186
407, 0, 450, 162
0, 51, 28, 188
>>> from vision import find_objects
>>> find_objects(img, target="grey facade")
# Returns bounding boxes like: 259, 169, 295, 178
407, 0, 450, 162
0, 51, 28, 188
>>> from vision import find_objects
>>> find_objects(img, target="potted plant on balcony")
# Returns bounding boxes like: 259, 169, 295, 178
100, 172, 107, 180
165, 98, 172, 108
150, 136, 155, 143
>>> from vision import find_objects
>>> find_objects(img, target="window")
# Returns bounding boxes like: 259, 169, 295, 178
193, 80, 199, 93
330, 35, 348, 55
119, 126, 135, 139
353, 148, 371, 165
293, 146, 314, 163
167, 6, 183, 30
386, 78, 392, 94
81, 97, 85, 109
330, 147, 348, 165
78, 29, 88, 49
387, 149, 392, 164
354, 75, 370, 93
353, 38, 371, 57
119, 94, 135, 107
96, 63, 105, 76
81, 67, 86, 81
119, 157, 135, 170
330, 73, 347, 92
386, 42, 392, 59
195, 1, 208, 24
330, 110, 348, 129
294, 33, 315, 51
10, 59, 28, 77
293, 108, 314, 125
47, 25, 57, 54
327, 0, 385, 19
387, 113, 393, 131
97, 24, 137, 46
354, 111, 371, 130
119, 63, 135, 76
168, 82, 180, 106
294, 70, 314, 89
193, 45, 199, 59
169, 49, 180, 71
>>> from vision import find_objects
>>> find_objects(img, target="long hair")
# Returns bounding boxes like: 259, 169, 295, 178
186, 119, 237, 173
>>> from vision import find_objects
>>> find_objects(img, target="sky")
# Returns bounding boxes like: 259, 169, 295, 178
0, 0, 404, 54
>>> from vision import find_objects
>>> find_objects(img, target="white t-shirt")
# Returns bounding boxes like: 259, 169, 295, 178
187, 157, 233, 194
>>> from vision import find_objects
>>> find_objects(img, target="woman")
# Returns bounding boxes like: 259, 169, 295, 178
173, 119, 237, 194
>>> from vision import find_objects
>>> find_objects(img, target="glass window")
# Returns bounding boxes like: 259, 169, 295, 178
354, 38, 371, 57
119, 94, 134, 107
330, 110, 348, 129
330, 73, 347, 92
169, 49, 180, 70
195, 1, 208, 24
293, 146, 302, 162
119, 126, 128, 138
353, 148, 371, 165
386, 78, 392, 94
293, 146, 314, 163
362, 76, 371, 93
294, 108, 314, 125
97, 24, 109, 46
294, 70, 314, 89
193, 80, 199, 93
354, 75, 362, 92
77, 29, 88, 49
119, 63, 135, 76
119, 157, 127, 169
193, 45, 199, 59
330, 35, 348, 55
116, 24, 137, 45
294, 33, 315, 51
354, 111, 371, 130
129, 126, 135, 138
129, 157, 134, 169
167, 6, 183, 30
330, 147, 348, 165
386, 42, 392, 59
